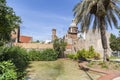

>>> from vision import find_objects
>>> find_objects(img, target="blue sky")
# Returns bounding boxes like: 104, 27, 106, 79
6, 0, 119, 41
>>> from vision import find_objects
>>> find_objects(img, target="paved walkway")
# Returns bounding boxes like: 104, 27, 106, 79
79, 61, 120, 80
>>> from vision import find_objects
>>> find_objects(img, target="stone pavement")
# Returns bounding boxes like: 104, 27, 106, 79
79, 61, 120, 80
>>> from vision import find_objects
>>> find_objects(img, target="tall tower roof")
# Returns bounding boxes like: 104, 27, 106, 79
69, 19, 77, 28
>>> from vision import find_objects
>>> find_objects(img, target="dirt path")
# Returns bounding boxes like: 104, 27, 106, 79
26, 59, 103, 80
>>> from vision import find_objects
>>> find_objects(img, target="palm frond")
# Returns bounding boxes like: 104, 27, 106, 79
109, 10, 118, 29
73, 0, 120, 33
106, 10, 113, 29
85, 14, 92, 32
73, 2, 82, 16
110, 2, 120, 16
105, 16, 109, 30
92, 16, 98, 32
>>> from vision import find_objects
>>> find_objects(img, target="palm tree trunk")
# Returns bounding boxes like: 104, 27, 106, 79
99, 17, 108, 62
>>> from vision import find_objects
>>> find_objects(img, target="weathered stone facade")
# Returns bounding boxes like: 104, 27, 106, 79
64, 20, 112, 57
64, 19, 78, 53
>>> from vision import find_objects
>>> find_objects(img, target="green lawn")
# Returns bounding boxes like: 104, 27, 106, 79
26, 59, 103, 80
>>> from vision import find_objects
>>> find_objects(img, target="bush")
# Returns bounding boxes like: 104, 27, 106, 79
0, 41, 4, 46
94, 52, 100, 60
76, 46, 100, 60
0, 61, 17, 80
0, 46, 29, 79
0, 47, 58, 79
76, 49, 88, 61
27, 49, 58, 61
0, 46, 28, 71
53, 39, 67, 58
41, 49, 58, 61
88, 46, 95, 58
66, 53, 77, 60
27, 50, 41, 61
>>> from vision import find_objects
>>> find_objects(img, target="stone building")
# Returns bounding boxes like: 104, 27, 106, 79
64, 19, 112, 57
64, 19, 78, 53
52, 29, 57, 41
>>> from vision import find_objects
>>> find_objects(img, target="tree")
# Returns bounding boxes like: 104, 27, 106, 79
73, 0, 120, 62
0, 0, 21, 43
110, 34, 120, 51
53, 38, 67, 58
109, 33, 116, 42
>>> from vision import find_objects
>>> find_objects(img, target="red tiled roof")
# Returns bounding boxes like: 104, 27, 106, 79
20, 35, 32, 43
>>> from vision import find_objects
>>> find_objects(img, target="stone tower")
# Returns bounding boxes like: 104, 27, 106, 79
64, 19, 78, 54
52, 29, 57, 41
68, 19, 78, 39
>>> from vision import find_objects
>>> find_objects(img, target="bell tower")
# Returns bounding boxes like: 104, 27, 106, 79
52, 29, 57, 41
68, 19, 78, 39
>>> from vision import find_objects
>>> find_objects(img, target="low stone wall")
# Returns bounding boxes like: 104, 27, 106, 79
14, 43, 53, 49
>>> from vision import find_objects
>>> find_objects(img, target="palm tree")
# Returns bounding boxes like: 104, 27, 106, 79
73, 0, 120, 62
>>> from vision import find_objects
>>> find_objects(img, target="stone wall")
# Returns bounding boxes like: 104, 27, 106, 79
14, 43, 53, 50
77, 30, 112, 57
64, 30, 112, 57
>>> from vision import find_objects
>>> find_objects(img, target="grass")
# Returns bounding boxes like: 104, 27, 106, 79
87, 61, 120, 71
26, 59, 103, 80
109, 56, 120, 59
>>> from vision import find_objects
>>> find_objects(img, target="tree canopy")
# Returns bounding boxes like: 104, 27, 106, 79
0, 0, 21, 42
53, 38, 67, 58
110, 34, 120, 51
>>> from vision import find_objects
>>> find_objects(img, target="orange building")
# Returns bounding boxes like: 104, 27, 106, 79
20, 35, 32, 43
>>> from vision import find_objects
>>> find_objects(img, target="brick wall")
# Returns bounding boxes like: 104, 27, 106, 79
14, 43, 53, 49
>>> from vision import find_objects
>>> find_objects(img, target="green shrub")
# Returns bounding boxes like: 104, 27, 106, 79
0, 47, 4, 55
27, 50, 41, 61
88, 46, 95, 58
0, 61, 17, 80
53, 39, 67, 58
0, 41, 4, 46
88, 46, 100, 59
27, 49, 58, 61
66, 53, 77, 60
40, 49, 58, 61
76, 46, 100, 60
94, 52, 100, 60
76, 48, 88, 60
0, 46, 29, 79
0, 47, 58, 79
0, 46, 28, 71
